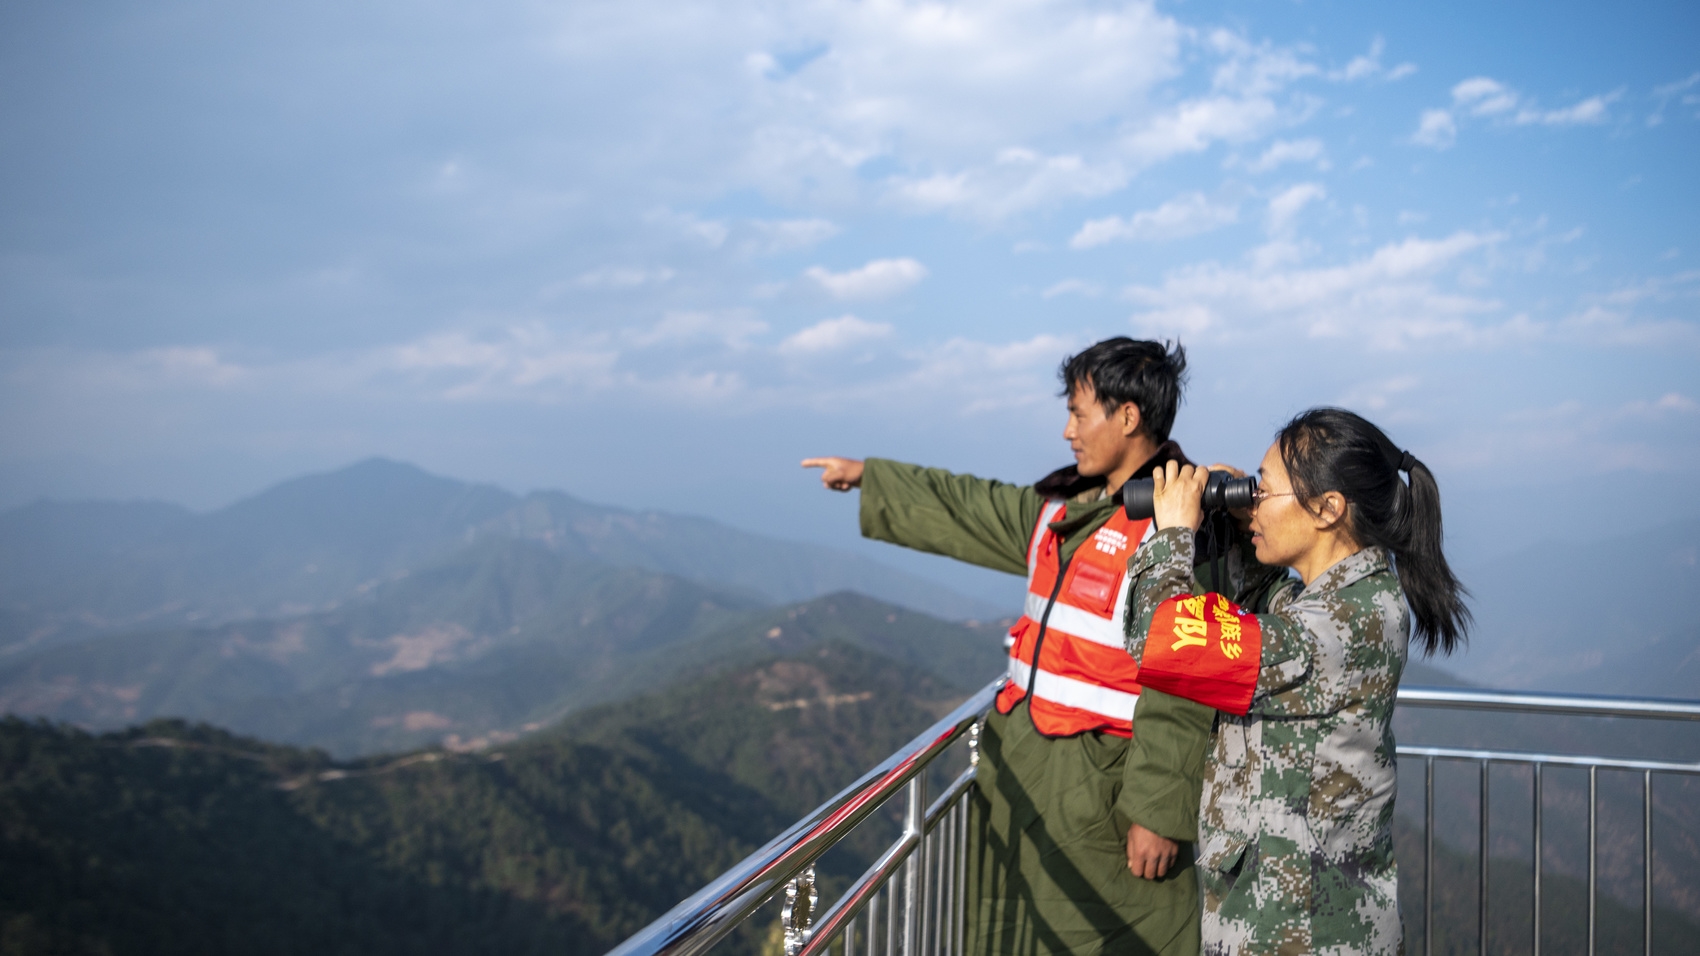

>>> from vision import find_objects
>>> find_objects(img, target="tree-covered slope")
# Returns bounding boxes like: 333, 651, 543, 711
0, 641, 976, 955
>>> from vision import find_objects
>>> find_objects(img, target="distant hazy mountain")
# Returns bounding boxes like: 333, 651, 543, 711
1448, 516, 1700, 697
0, 532, 1007, 756
0, 458, 1006, 656
479, 488, 1010, 621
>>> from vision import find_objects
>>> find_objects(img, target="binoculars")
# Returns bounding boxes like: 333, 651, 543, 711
1122, 471, 1258, 521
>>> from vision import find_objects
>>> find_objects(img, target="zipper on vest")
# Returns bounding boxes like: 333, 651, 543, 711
1022, 554, 1071, 720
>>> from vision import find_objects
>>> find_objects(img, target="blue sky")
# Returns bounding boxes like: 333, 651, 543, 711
2, 0, 1696, 605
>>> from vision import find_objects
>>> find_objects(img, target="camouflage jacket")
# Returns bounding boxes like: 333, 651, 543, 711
1124, 526, 1409, 956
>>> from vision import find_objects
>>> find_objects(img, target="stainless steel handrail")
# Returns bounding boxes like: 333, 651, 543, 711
1393, 694, 1700, 956
796, 765, 978, 956
605, 677, 1004, 956
605, 681, 1700, 956
1398, 745, 1700, 776
1396, 686, 1700, 721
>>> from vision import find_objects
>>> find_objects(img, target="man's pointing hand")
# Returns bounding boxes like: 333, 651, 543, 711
802, 457, 864, 492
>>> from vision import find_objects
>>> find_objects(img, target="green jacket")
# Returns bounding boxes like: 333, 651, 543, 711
1126, 527, 1407, 956
859, 458, 1216, 956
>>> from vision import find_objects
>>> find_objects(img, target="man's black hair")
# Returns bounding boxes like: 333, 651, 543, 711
1057, 337, 1188, 443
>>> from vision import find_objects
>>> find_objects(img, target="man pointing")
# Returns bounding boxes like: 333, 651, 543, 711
805, 338, 1231, 956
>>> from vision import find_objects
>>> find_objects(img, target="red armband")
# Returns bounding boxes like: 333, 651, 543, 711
1139, 593, 1262, 715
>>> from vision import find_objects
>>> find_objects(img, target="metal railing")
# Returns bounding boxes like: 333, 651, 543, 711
605, 677, 1003, 956
607, 684, 1700, 956
1395, 687, 1700, 956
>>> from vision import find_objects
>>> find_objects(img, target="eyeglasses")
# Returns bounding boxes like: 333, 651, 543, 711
1250, 490, 1296, 510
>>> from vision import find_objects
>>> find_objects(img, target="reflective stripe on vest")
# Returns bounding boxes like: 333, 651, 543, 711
998, 497, 1155, 736
1005, 656, 1142, 722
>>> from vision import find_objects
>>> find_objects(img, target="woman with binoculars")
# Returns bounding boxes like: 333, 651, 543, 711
1122, 407, 1470, 956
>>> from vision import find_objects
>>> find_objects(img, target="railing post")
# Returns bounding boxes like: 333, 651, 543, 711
904, 775, 927, 956
1643, 770, 1653, 956
1424, 755, 1434, 956
1480, 760, 1490, 956
1532, 763, 1542, 956
956, 790, 970, 956
1588, 766, 1597, 956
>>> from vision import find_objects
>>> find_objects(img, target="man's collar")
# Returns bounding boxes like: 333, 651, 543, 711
1032, 440, 1192, 501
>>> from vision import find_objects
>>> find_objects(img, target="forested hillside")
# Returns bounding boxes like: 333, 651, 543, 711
0, 642, 972, 956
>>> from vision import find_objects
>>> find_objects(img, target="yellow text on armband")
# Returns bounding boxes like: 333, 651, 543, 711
1170, 613, 1208, 651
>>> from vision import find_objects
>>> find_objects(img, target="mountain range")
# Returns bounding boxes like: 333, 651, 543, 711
1447, 516, 1700, 697
4, 457, 1697, 759
0, 457, 1005, 652
0, 459, 1010, 756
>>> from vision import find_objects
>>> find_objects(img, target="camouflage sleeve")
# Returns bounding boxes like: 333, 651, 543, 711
1246, 585, 1393, 718
1123, 525, 1199, 662
1126, 526, 1375, 718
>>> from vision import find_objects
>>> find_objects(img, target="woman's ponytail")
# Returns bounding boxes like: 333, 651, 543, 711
1277, 409, 1471, 655
1394, 455, 1471, 654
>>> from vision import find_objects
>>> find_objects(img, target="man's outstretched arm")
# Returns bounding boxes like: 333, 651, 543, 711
803, 457, 1040, 576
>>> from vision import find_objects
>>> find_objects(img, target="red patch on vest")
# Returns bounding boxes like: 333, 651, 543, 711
1139, 593, 1262, 715
1065, 561, 1121, 615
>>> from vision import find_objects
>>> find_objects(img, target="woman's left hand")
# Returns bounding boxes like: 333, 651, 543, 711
1151, 460, 1208, 532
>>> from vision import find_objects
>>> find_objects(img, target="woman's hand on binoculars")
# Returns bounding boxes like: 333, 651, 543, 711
1150, 460, 1209, 532
802, 457, 864, 492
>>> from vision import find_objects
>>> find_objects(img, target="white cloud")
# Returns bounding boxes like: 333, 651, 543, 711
1648, 72, 1700, 126
1265, 183, 1326, 233
887, 148, 1127, 219
742, 218, 840, 255
1412, 108, 1457, 148
750, 0, 1186, 163
1244, 138, 1328, 173
1416, 77, 1617, 148
1042, 279, 1103, 299
386, 326, 622, 399
1327, 37, 1416, 83
1622, 392, 1700, 418
1070, 192, 1239, 249
1515, 92, 1619, 126
1557, 269, 1700, 346
647, 208, 729, 247
1335, 38, 1385, 82
571, 267, 676, 290
778, 315, 894, 354
805, 257, 928, 299
632, 310, 769, 348
900, 334, 1074, 415
1338, 375, 1421, 412
1474, 392, 1700, 473
1121, 94, 1283, 164
1453, 77, 1519, 116
1124, 230, 1514, 348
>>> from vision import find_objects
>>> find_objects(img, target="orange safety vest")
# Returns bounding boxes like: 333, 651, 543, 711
996, 499, 1155, 738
